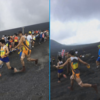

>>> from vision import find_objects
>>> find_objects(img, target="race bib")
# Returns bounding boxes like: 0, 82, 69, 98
15, 39, 17, 42
1, 50, 5, 56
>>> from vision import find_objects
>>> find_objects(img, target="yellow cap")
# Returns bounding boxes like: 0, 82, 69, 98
29, 31, 31, 34
98, 45, 100, 48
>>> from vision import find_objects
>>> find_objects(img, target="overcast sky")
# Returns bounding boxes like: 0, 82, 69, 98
51, 0, 100, 45
0, 0, 49, 31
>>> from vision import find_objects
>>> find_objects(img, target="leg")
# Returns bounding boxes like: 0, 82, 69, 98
96, 60, 100, 68
20, 52, 26, 72
96, 57, 100, 68
26, 54, 38, 64
0, 60, 3, 77
76, 77, 98, 93
63, 73, 67, 78
32, 41, 35, 47
76, 77, 91, 87
58, 73, 61, 83
0, 60, 3, 65
6, 62, 18, 73
68, 75, 74, 90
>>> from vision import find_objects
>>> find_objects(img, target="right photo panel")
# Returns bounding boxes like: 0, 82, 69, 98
50, 0, 100, 100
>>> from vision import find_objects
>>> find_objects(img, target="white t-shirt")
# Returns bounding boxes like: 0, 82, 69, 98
24, 35, 27, 39
75, 51, 78, 54
82, 55, 85, 58
27, 35, 32, 42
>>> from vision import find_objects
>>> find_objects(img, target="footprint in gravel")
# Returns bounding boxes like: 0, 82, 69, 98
36, 63, 44, 72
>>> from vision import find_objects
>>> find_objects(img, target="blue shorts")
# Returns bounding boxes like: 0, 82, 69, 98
58, 69, 63, 73
0, 57, 9, 63
20, 51, 22, 57
97, 57, 100, 62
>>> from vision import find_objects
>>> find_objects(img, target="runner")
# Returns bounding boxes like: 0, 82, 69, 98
53, 56, 67, 83
39, 32, 42, 44
65, 52, 71, 75
96, 45, 100, 68
27, 31, 32, 49
32, 34, 36, 48
14, 33, 19, 47
10, 36, 14, 49
0, 39, 19, 76
13, 31, 38, 72
59, 50, 98, 93
6, 37, 11, 52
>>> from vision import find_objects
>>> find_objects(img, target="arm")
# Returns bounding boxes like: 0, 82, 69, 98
5, 46, 9, 56
59, 58, 70, 68
53, 62, 59, 68
78, 57, 88, 65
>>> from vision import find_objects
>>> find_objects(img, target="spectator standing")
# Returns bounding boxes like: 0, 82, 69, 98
27, 31, 32, 49
39, 32, 42, 44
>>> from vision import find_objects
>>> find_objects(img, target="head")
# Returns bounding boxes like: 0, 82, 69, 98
0, 39, 5, 46
28, 31, 32, 35
18, 31, 22, 37
98, 45, 100, 49
69, 50, 75, 57
58, 56, 62, 61
15, 33, 17, 36
8, 37, 11, 42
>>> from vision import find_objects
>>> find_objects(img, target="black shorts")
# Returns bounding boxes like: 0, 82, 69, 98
15, 42, 18, 46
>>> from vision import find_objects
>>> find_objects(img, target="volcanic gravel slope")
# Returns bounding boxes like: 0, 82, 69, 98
51, 42, 100, 100
0, 41, 49, 100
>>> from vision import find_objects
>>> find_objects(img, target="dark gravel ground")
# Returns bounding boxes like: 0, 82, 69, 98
0, 40, 49, 100
51, 46, 100, 100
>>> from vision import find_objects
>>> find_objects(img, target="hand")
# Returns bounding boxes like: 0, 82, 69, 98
12, 48, 15, 51
86, 63, 89, 66
86, 64, 90, 69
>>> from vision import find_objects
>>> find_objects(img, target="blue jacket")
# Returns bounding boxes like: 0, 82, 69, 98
98, 49, 100, 56
40, 34, 42, 38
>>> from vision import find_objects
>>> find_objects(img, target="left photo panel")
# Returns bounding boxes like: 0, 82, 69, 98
0, 0, 49, 100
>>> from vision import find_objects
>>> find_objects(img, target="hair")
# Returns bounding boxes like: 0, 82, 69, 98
69, 50, 75, 56
18, 31, 22, 34
58, 56, 62, 61
0, 39, 5, 44
14, 33, 17, 36
8, 37, 10, 40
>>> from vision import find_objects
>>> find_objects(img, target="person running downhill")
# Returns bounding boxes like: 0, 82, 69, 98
96, 45, 100, 68
13, 31, 38, 72
0, 39, 19, 76
53, 56, 67, 83
59, 50, 98, 93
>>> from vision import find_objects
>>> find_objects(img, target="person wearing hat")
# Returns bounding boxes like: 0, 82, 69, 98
96, 45, 100, 68
27, 31, 32, 49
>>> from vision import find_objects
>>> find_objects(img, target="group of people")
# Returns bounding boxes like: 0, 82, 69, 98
1, 30, 49, 52
52, 47, 100, 93
0, 29, 49, 77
